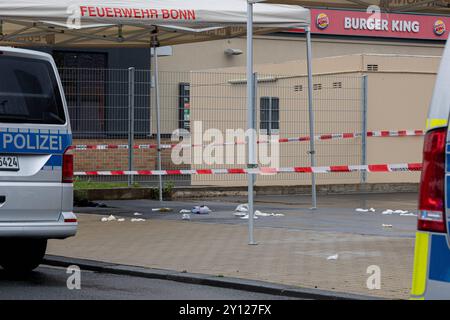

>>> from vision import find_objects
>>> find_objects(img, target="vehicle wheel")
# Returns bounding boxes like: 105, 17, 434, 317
0, 239, 47, 273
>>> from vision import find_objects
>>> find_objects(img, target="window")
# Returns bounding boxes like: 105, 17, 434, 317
54, 51, 150, 138
260, 97, 279, 135
0, 56, 65, 125
333, 82, 342, 89
54, 51, 107, 138
179, 83, 190, 131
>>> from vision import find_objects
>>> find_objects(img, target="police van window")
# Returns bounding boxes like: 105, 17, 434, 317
0, 56, 66, 125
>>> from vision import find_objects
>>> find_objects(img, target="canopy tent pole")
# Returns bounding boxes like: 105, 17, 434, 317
152, 32, 164, 203
306, 27, 317, 210
247, 0, 257, 246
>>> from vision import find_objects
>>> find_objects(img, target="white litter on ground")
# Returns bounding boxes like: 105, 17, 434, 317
400, 212, 418, 217
117, 218, 125, 222
152, 208, 172, 212
356, 208, 376, 213
382, 224, 393, 228
327, 254, 339, 260
101, 215, 118, 222
240, 215, 258, 220
393, 210, 409, 214
192, 205, 211, 214
254, 210, 271, 217
235, 204, 249, 213
131, 218, 146, 222
382, 209, 394, 215
182, 214, 191, 221
233, 211, 247, 217
179, 209, 191, 214
271, 213, 285, 217
133, 212, 143, 216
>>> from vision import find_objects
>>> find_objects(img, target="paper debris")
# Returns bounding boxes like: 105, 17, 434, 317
235, 204, 249, 213
393, 210, 408, 214
117, 218, 125, 222
182, 214, 191, 221
101, 215, 119, 222
240, 215, 258, 220
133, 212, 143, 216
152, 208, 172, 212
179, 209, 191, 214
131, 218, 146, 222
233, 211, 247, 217
369, 208, 376, 212
382, 209, 394, 215
192, 205, 211, 214
327, 254, 339, 261
356, 208, 369, 213
271, 213, 285, 217
255, 210, 271, 217
400, 213, 418, 217
382, 224, 393, 228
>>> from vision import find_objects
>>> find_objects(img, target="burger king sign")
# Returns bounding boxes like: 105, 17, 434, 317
316, 13, 329, 30
434, 19, 446, 36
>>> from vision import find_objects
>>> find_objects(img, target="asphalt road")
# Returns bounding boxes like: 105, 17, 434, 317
0, 265, 298, 300
76, 193, 419, 238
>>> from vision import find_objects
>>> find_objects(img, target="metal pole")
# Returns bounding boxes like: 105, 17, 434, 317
152, 40, 163, 203
306, 28, 317, 210
128, 67, 135, 187
361, 75, 368, 184
247, 1, 257, 245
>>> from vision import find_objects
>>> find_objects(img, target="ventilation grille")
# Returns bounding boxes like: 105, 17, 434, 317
313, 83, 322, 91
294, 85, 303, 92
333, 82, 342, 89
367, 64, 379, 72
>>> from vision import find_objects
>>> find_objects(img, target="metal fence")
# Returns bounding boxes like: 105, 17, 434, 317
59, 67, 366, 188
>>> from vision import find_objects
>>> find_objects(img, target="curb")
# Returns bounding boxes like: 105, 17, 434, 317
74, 183, 418, 201
43, 255, 381, 300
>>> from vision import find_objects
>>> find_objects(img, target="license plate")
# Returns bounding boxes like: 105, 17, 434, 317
0, 156, 19, 171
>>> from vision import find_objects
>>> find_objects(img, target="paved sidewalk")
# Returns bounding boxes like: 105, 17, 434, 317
47, 213, 415, 299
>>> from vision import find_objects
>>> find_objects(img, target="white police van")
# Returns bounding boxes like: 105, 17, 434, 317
411, 38, 450, 299
0, 47, 76, 273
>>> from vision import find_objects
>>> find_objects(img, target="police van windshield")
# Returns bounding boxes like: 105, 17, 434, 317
0, 55, 66, 125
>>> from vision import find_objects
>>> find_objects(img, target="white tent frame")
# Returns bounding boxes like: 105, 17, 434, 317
0, 0, 316, 244
245, 1, 315, 244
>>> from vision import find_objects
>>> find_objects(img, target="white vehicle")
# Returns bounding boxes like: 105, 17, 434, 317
0, 47, 76, 273
411, 38, 450, 299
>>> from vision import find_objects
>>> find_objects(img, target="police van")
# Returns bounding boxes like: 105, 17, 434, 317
411, 38, 450, 299
0, 47, 76, 273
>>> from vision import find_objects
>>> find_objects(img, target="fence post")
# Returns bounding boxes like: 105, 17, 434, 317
361, 75, 368, 184
128, 67, 135, 187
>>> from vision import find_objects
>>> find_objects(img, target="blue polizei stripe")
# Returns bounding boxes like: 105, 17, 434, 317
44, 155, 62, 168
447, 145, 450, 172
0, 131, 71, 154
429, 234, 450, 283
447, 176, 450, 209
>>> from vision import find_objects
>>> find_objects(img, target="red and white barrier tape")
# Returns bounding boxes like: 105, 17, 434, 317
74, 163, 423, 176
69, 130, 425, 151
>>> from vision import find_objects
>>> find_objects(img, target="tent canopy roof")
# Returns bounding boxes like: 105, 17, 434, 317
0, 0, 310, 47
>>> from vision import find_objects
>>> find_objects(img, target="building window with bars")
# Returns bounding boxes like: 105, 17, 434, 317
260, 97, 280, 136
179, 83, 190, 131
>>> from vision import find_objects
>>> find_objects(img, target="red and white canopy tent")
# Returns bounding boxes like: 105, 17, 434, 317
0, 0, 314, 243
